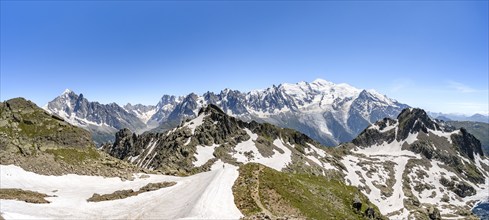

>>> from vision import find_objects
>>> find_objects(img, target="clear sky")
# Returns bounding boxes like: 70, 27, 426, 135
1, 1, 488, 114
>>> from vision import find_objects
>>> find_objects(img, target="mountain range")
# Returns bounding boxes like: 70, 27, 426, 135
1, 98, 386, 219
1, 97, 488, 219
0, 98, 489, 219
44, 79, 409, 146
102, 104, 489, 219
429, 112, 489, 123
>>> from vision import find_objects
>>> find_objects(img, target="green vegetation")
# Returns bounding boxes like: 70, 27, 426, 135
233, 163, 386, 219
16, 111, 61, 138
233, 163, 263, 215
0, 98, 94, 151
0, 188, 51, 204
45, 147, 100, 164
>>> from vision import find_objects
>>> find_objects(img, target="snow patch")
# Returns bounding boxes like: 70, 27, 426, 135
183, 137, 192, 146
193, 144, 220, 167
232, 129, 292, 171
130, 108, 157, 124
183, 113, 208, 135
428, 129, 459, 144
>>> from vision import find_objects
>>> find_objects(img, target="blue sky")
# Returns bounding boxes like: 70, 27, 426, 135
1, 1, 488, 114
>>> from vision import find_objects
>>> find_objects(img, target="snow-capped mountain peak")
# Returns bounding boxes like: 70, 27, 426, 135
46, 79, 409, 146
63, 88, 72, 94
311, 78, 334, 85
44, 90, 149, 144
123, 103, 157, 124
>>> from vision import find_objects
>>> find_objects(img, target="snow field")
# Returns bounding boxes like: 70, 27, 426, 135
0, 164, 243, 219
183, 113, 208, 134
193, 144, 220, 167
304, 143, 336, 170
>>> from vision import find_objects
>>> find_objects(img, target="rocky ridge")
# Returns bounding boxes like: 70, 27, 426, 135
103, 104, 337, 177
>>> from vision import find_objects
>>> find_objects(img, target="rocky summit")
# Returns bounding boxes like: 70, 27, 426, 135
45, 79, 409, 146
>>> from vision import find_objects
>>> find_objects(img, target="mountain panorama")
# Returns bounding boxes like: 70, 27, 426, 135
44, 79, 410, 146
1, 79, 488, 220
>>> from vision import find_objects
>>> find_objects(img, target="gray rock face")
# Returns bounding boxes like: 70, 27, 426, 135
47, 91, 145, 130
353, 108, 484, 162
149, 95, 180, 123
396, 108, 441, 141
451, 128, 484, 160
444, 120, 489, 155
44, 90, 148, 144
427, 206, 441, 220
123, 103, 156, 123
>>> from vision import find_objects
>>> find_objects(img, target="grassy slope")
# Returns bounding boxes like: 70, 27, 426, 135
233, 163, 386, 220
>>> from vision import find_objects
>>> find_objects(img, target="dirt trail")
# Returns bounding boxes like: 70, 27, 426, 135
251, 166, 274, 217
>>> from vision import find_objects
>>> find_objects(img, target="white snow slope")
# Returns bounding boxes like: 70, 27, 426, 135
0, 165, 243, 220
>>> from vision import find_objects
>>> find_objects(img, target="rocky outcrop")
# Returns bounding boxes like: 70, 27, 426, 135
439, 176, 476, 198
352, 118, 397, 147
427, 206, 441, 220
396, 108, 440, 141
445, 120, 489, 155
451, 128, 484, 160
86, 181, 176, 202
